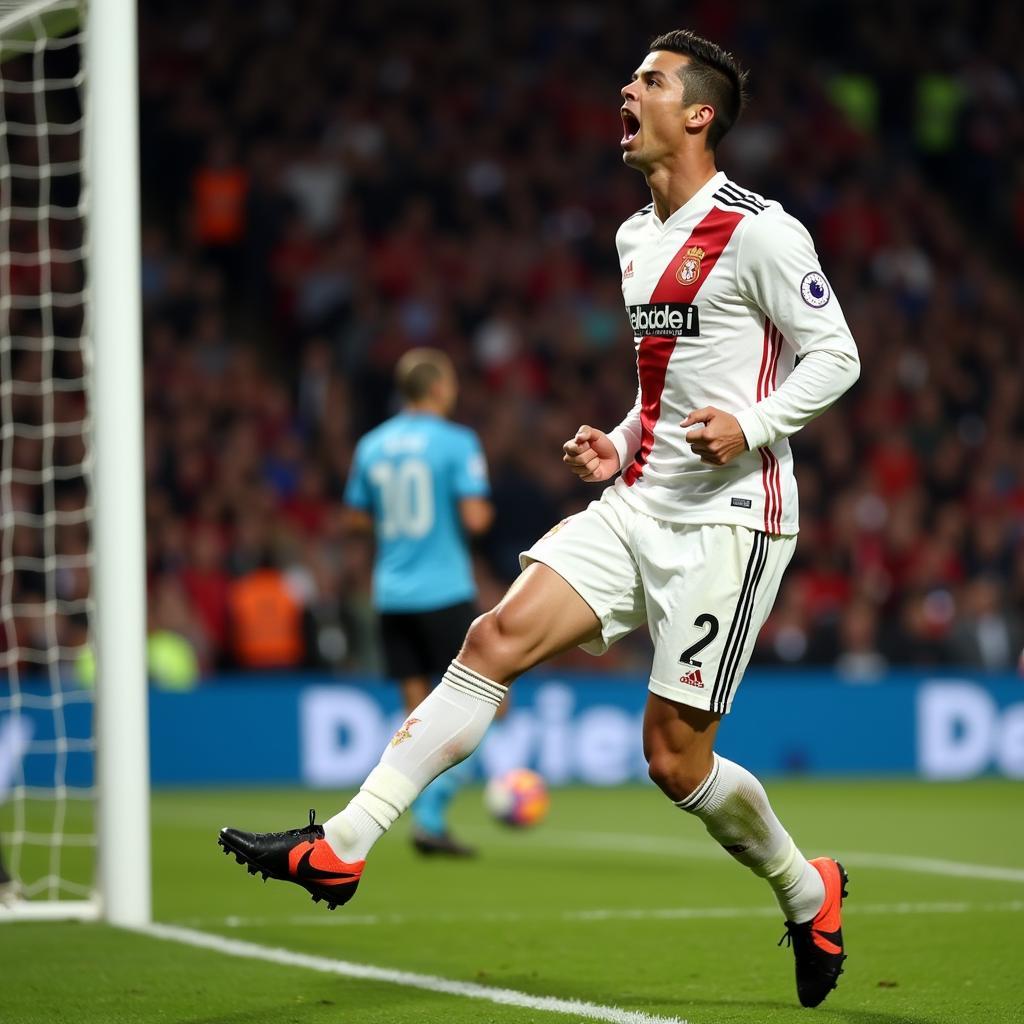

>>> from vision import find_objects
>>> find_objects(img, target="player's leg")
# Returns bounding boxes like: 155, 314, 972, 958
455, 563, 603, 683
218, 562, 603, 906
408, 602, 483, 856
321, 563, 601, 856
314, 494, 643, 869
643, 692, 825, 920
378, 612, 461, 850
218, 491, 643, 908
399, 671, 466, 852
643, 691, 847, 1006
640, 522, 820, 918
639, 521, 846, 1006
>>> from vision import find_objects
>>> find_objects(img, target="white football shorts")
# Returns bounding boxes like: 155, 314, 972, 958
520, 487, 796, 714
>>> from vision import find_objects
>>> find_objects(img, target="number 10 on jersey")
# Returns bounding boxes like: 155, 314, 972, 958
368, 459, 435, 539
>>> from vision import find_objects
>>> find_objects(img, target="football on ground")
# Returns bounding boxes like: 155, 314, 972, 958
484, 768, 550, 827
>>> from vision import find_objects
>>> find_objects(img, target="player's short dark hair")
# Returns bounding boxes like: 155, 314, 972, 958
648, 29, 748, 149
395, 347, 453, 402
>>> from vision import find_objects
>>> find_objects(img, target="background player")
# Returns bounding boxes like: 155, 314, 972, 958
221, 29, 859, 1009
343, 348, 493, 856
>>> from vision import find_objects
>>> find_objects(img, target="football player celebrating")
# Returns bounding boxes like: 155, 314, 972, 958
220, 29, 858, 1009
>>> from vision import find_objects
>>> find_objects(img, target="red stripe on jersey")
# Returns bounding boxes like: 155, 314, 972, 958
771, 325, 784, 531
758, 321, 773, 530
621, 336, 676, 488
770, 324, 783, 532
623, 206, 744, 486
769, 448, 782, 533
760, 448, 774, 532
770, 448, 782, 532
758, 319, 783, 534
767, 323, 782, 397
757, 318, 773, 403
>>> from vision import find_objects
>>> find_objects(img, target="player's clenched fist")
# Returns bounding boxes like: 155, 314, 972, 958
562, 425, 620, 482
682, 406, 749, 466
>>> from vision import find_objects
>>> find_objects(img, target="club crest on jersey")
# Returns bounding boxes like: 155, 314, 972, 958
676, 246, 706, 286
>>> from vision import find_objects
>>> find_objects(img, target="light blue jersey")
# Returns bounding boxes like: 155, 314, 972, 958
345, 412, 489, 613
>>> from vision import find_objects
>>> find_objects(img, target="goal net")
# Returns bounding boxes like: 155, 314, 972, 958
0, 0, 95, 918
0, 0, 148, 925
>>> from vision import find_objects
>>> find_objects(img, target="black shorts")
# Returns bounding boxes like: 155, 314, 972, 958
379, 600, 477, 681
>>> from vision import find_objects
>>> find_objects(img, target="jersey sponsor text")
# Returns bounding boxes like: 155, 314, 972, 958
626, 302, 700, 337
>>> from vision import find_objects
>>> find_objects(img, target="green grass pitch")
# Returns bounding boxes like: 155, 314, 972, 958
2, 779, 1022, 1023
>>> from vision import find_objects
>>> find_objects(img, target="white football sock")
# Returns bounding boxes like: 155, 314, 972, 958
323, 661, 505, 861
675, 754, 825, 923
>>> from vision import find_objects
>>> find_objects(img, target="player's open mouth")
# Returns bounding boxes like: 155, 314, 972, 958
620, 108, 640, 147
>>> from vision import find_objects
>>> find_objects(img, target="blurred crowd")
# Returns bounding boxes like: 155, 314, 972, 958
4, 0, 1024, 683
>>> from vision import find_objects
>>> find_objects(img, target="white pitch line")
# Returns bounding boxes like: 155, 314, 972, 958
137, 922, 687, 1024
489, 829, 1024, 884
566, 899, 1024, 922
837, 852, 1024, 884
173, 898, 1024, 931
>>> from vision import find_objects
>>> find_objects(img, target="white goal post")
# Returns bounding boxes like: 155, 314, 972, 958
0, 0, 149, 925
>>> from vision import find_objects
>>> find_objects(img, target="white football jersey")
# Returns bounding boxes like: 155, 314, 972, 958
607, 171, 860, 535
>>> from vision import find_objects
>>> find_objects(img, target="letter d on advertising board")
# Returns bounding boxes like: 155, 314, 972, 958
918, 681, 1024, 780
918, 682, 996, 780
301, 687, 387, 787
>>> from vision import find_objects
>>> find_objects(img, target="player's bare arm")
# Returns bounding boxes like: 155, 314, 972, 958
562, 425, 620, 482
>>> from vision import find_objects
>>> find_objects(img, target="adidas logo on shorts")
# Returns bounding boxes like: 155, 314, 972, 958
679, 667, 704, 688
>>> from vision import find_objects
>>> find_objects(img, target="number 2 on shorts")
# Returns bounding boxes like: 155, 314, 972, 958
679, 613, 720, 667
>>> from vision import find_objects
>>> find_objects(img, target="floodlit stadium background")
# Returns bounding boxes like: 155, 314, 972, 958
136, 1, 1022, 678
10, 0, 1024, 786
2, 4, 1023, 1022
135, 0, 1024, 783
